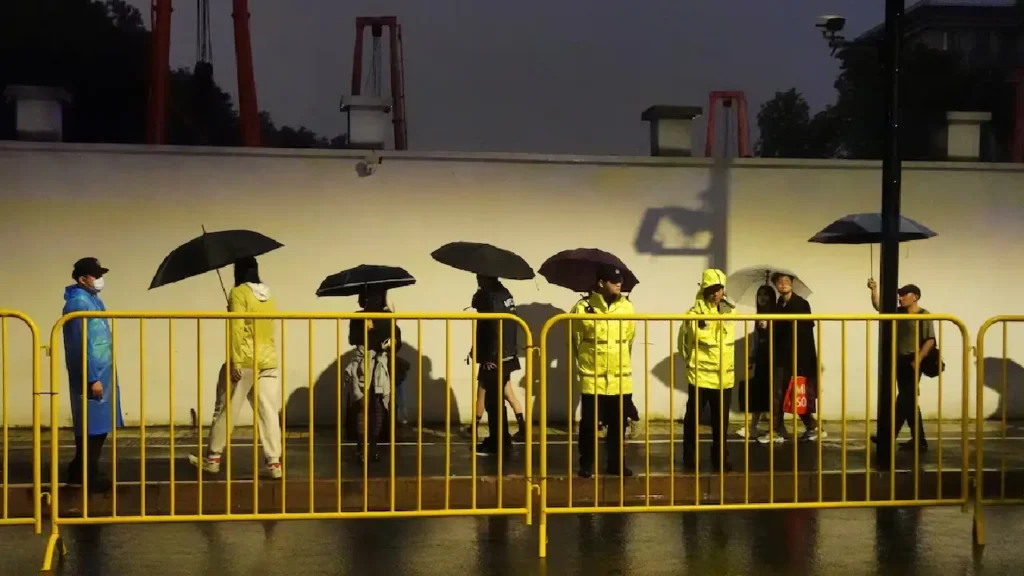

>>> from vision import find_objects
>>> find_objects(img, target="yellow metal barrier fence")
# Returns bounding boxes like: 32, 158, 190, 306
537, 313, 972, 558
0, 310, 42, 533
972, 315, 1024, 547
42, 311, 533, 571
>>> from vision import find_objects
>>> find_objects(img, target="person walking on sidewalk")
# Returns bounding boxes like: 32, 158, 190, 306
62, 257, 124, 493
190, 256, 283, 479
573, 264, 636, 478
471, 275, 522, 456
868, 279, 934, 454
760, 272, 824, 444
679, 268, 735, 473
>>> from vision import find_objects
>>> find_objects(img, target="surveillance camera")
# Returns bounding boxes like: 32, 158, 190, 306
816, 15, 846, 33
355, 161, 376, 178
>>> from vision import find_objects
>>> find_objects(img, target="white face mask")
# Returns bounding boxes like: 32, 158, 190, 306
92, 277, 105, 292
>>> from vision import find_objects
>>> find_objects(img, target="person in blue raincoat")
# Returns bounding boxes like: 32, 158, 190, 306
62, 257, 123, 493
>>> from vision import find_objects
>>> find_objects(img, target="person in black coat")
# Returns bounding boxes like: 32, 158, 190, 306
471, 275, 521, 456
741, 284, 776, 441
759, 273, 823, 444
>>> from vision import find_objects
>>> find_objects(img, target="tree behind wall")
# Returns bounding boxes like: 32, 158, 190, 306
756, 44, 1011, 160
0, 0, 341, 147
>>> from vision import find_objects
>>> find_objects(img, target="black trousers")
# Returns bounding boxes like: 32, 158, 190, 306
579, 394, 627, 470
894, 355, 926, 443
481, 360, 518, 447
68, 433, 107, 484
356, 393, 386, 454
682, 385, 731, 463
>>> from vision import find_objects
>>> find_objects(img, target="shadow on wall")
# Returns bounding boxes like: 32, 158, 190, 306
634, 156, 731, 271
284, 342, 461, 430
515, 302, 577, 426
981, 356, 1024, 420
649, 331, 754, 422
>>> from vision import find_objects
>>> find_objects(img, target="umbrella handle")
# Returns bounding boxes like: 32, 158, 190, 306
202, 224, 230, 304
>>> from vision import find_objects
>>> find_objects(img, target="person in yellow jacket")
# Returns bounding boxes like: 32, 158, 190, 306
572, 263, 636, 478
189, 256, 283, 479
678, 268, 735, 473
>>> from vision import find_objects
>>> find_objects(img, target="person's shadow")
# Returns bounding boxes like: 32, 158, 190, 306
284, 341, 460, 436
980, 356, 1024, 421
649, 330, 753, 423
515, 302, 576, 430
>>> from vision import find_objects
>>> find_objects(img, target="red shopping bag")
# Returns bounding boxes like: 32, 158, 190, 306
782, 376, 808, 415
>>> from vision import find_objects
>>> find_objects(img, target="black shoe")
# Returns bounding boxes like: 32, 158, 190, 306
476, 442, 513, 457
681, 457, 697, 472
711, 461, 734, 474
88, 474, 113, 494
578, 466, 594, 479
355, 450, 380, 464
898, 440, 928, 453
606, 465, 633, 477
511, 428, 527, 443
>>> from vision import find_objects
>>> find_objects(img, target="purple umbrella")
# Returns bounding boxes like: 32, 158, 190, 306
539, 248, 639, 293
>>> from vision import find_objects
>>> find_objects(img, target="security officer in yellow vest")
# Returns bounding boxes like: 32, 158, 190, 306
679, 268, 736, 473
572, 263, 636, 478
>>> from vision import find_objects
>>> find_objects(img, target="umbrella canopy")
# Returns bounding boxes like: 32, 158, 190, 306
727, 265, 811, 307
316, 265, 416, 297
430, 242, 535, 280
149, 229, 283, 290
808, 213, 937, 245
539, 248, 639, 293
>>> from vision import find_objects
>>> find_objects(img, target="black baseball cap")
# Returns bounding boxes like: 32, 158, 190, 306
897, 284, 921, 298
72, 257, 109, 280
596, 263, 624, 284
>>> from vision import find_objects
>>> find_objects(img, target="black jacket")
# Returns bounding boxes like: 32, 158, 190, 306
349, 309, 403, 355
472, 285, 518, 363
772, 293, 818, 378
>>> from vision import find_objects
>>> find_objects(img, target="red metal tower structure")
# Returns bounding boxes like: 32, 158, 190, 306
350, 16, 408, 150
704, 91, 750, 158
147, 0, 262, 146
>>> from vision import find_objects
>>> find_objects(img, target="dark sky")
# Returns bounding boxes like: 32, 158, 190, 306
128, 0, 881, 155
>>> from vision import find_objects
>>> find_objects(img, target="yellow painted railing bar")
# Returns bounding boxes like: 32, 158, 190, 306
110, 318, 118, 517
1, 316, 8, 520
864, 321, 871, 501
81, 318, 89, 518
791, 321, 798, 504
840, 320, 847, 502
644, 320, 650, 506
668, 320, 677, 506
307, 319, 314, 514
169, 320, 177, 515
335, 319, 342, 513
470, 321, 478, 510
416, 320, 423, 511
936, 321, 943, 499
498, 320, 505, 509
193, 319, 199, 516
445, 320, 451, 512
742, 319, 749, 504
224, 318, 232, 513
280, 321, 287, 512
389, 318, 397, 513
0, 311, 42, 528
816, 320, 824, 503
362, 319, 370, 513
768, 320, 774, 504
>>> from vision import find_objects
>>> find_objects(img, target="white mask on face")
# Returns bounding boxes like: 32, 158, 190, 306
92, 277, 105, 292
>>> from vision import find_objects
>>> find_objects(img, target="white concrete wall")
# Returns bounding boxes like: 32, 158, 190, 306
1, 142, 1023, 428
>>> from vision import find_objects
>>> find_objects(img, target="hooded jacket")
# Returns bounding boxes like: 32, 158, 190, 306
677, 269, 736, 390
571, 292, 635, 396
229, 282, 278, 370
62, 285, 124, 436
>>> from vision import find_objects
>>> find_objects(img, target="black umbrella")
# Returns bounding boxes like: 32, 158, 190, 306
809, 213, 937, 274
539, 248, 639, 293
808, 213, 937, 245
316, 265, 416, 297
149, 228, 283, 298
430, 242, 535, 280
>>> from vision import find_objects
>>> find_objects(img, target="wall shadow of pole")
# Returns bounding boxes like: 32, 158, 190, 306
981, 356, 1024, 420
633, 156, 731, 271
874, 508, 921, 571
515, 302, 575, 429
284, 343, 460, 435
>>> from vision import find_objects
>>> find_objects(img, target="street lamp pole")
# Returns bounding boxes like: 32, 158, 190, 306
876, 0, 904, 465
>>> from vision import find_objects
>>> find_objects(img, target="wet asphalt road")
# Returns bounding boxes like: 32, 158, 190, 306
1, 507, 1021, 574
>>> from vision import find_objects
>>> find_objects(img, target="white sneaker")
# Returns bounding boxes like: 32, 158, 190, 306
801, 429, 829, 442
188, 453, 221, 474
261, 460, 283, 479
758, 432, 788, 445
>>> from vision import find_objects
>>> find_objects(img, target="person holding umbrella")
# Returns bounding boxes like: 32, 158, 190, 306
430, 242, 533, 457
571, 263, 636, 478
62, 257, 123, 493
471, 274, 522, 456
678, 268, 735, 472
759, 272, 824, 444
189, 256, 283, 479
346, 287, 403, 463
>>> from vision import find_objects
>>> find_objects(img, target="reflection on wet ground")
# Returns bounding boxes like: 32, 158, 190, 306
2, 507, 1021, 575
